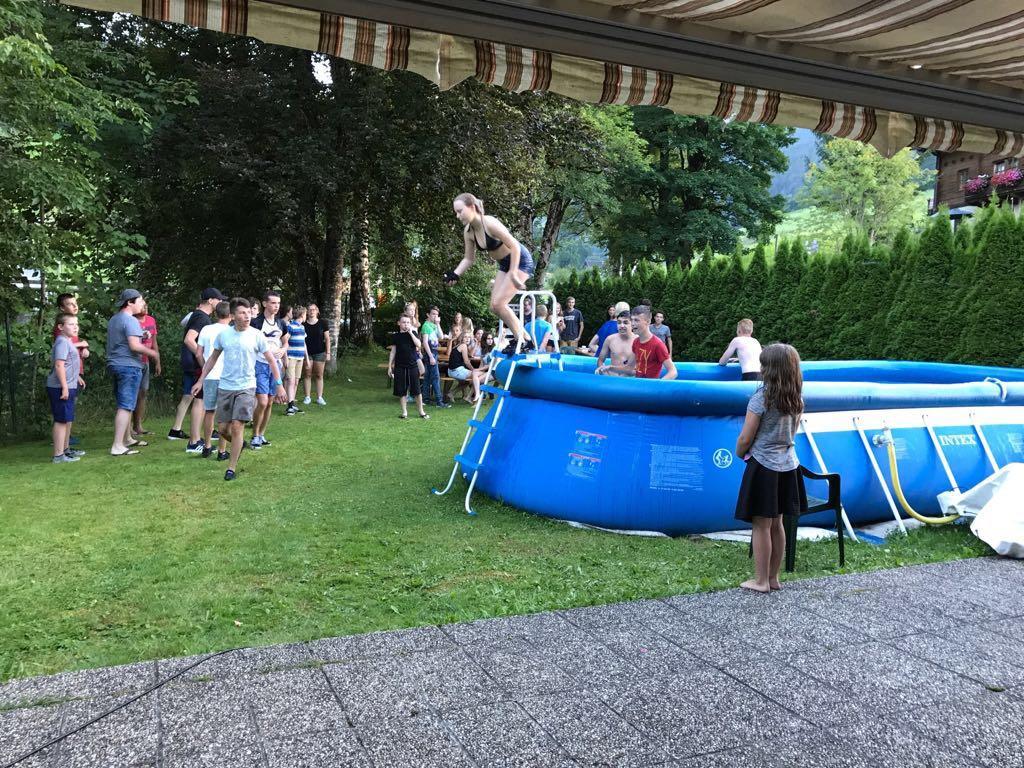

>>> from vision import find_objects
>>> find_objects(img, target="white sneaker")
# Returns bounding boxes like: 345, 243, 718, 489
303, 396, 311, 405
317, 397, 327, 406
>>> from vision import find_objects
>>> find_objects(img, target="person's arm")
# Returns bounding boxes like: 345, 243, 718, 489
420, 330, 434, 364
735, 410, 762, 458
718, 339, 737, 366
323, 322, 331, 358
73, 339, 89, 349
408, 331, 422, 351
447, 233, 477, 284
127, 336, 158, 360
387, 344, 396, 377
278, 331, 289, 361
184, 328, 201, 358
151, 330, 161, 376
666, 330, 672, 358
263, 349, 287, 402
661, 357, 678, 381
595, 338, 612, 372
578, 314, 585, 341
190, 348, 222, 396
55, 359, 69, 399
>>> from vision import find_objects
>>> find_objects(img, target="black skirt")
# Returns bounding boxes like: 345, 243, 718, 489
392, 365, 421, 397
734, 456, 806, 522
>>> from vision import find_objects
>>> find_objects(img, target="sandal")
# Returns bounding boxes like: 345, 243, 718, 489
399, 414, 408, 419
419, 412, 431, 419
110, 448, 140, 456
126, 439, 148, 448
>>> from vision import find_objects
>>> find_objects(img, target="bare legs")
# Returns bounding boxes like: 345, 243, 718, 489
490, 270, 530, 348
252, 394, 271, 441
226, 420, 244, 471
52, 421, 70, 458
133, 388, 148, 434
172, 394, 192, 432
111, 408, 134, 454
312, 361, 325, 400
741, 516, 786, 593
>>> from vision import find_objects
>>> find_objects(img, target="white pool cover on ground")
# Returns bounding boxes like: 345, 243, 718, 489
940, 463, 1024, 558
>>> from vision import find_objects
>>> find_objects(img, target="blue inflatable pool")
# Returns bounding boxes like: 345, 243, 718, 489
456, 357, 1024, 535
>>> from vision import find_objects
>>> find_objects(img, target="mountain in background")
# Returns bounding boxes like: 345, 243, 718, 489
770, 128, 818, 208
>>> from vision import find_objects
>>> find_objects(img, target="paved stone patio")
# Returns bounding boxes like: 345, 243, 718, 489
2, 557, 1023, 767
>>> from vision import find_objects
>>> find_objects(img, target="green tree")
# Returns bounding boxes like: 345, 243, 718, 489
886, 215, 958, 361
835, 235, 891, 358
735, 244, 769, 332
799, 139, 932, 245
764, 239, 806, 342
957, 208, 1024, 366
599, 111, 791, 269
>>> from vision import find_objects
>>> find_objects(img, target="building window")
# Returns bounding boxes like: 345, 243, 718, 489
1009, 158, 1020, 169
958, 169, 969, 190
994, 160, 1006, 173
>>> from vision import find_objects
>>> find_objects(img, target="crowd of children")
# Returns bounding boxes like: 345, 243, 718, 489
50, 284, 801, 593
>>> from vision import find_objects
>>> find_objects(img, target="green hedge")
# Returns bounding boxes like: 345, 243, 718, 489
552, 208, 1024, 367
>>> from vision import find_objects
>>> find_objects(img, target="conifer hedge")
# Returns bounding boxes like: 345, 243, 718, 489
551, 209, 1024, 367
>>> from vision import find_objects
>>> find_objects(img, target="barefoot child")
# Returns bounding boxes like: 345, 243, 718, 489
48, 313, 85, 463
734, 343, 805, 593
719, 318, 763, 380
388, 315, 429, 419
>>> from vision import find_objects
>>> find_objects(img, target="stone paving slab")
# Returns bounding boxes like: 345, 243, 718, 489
1, 557, 1022, 767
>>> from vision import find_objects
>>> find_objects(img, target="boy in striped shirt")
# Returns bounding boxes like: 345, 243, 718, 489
285, 306, 308, 415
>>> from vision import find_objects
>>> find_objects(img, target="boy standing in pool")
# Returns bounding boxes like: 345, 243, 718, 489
596, 310, 636, 377
719, 319, 763, 380
631, 306, 677, 380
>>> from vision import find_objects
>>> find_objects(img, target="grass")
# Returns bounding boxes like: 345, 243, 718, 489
0, 354, 990, 682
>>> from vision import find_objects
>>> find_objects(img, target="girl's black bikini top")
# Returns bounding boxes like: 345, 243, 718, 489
469, 225, 503, 252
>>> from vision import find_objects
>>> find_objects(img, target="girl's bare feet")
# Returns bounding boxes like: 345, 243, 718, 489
769, 581, 783, 591
740, 579, 770, 593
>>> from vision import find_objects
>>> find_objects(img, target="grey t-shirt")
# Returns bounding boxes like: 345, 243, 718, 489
651, 323, 671, 345
106, 311, 144, 368
748, 387, 799, 472
215, 326, 268, 391
47, 335, 81, 389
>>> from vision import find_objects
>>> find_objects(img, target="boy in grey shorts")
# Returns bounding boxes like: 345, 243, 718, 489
191, 298, 285, 480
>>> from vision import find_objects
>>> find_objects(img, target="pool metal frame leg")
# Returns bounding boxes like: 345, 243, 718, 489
921, 413, 960, 495
800, 419, 858, 542
853, 416, 908, 535
970, 411, 1000, 473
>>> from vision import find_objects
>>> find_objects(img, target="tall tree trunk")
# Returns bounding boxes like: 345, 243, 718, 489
349, 200, 373, 346
533, 192, 568, 287
321, 199, 347, 369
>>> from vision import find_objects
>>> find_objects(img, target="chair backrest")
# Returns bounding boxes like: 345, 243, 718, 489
798, 465, 842, 514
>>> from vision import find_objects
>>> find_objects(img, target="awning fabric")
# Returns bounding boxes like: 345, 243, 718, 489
594, 0, 1024, 90
61, 0, 1024, 157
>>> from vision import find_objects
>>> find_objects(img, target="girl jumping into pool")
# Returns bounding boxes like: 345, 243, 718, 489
733, 343, 806, 593
445, 193, 535, 355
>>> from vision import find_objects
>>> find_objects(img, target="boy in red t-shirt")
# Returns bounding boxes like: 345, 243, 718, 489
630, 305, 677, 380
133, 299, 161, 436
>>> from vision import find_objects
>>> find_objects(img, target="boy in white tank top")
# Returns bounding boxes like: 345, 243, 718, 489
719, 318, 762, 381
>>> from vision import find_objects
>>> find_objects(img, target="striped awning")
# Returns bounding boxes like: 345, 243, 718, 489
596, 0, 1024, 91
61, 0, 1024, 157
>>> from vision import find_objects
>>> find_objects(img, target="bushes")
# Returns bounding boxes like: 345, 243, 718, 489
552, 209, 1024, 367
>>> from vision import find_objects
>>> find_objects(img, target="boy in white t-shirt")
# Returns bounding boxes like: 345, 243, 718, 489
196, 301, 232, 458
719, 318, 763, 380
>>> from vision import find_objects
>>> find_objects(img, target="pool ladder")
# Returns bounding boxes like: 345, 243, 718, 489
432, 291, 562, 516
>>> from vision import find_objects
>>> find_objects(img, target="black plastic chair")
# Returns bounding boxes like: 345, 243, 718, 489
748, 466, 845, 572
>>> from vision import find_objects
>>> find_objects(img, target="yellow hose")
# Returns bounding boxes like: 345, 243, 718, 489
884, 438, 960, 525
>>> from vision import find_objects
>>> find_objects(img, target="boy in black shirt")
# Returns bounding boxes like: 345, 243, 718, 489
387, 315, 430, 420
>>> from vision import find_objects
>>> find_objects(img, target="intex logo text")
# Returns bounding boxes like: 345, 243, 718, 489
938, 434, 977, 447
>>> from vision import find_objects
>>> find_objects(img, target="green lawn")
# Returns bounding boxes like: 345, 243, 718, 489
0, 355, 989, 682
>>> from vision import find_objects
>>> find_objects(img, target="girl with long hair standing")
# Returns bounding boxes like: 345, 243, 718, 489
445, 193, 535, 355
733, 343, 806, 593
